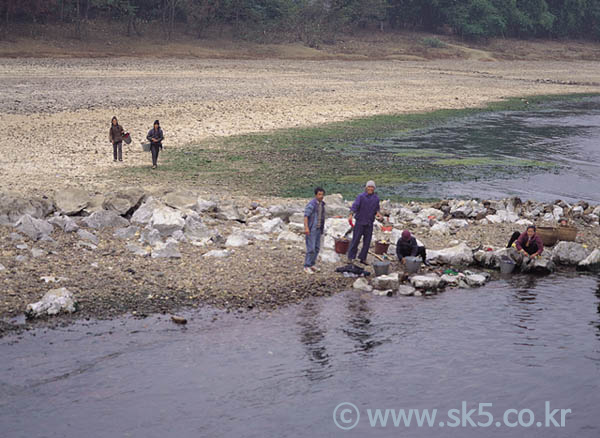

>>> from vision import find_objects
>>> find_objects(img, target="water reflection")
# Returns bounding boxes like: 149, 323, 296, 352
1, 275, 599, 437
342, 292, 386, 356
297, 299, 331, 382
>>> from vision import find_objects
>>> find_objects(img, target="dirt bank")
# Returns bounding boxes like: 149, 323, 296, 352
1, 57, 599, 198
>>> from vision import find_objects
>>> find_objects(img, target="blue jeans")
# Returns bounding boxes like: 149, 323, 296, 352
348, 223, 373, 262
304, 227, 322, 268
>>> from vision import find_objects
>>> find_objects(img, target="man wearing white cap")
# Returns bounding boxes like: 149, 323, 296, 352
347, 180, 383, 265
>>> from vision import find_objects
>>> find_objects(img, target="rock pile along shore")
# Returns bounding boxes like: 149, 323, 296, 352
1, 188, 599, 333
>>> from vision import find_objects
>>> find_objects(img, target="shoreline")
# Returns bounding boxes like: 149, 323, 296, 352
1, 188, 599, 337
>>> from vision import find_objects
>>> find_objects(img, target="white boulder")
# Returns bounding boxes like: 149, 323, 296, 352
410, 274, 445, 290
552, 241, 590, 265
262, 217, 285, 234
319, 250, 340, 264
149, 206, 185, 236
353, 277, 373, 292
26, 288, 76, 317
578, 249, 600, 271
427, 242, 473, 266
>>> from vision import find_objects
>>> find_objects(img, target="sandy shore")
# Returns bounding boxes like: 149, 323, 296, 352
1, 57, 600, 196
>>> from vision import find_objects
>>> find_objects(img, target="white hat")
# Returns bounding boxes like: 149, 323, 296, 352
366, 180, 376, 188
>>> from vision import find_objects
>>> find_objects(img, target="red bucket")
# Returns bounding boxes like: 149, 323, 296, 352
334, 238, 350, 255
374, 241, 390, 255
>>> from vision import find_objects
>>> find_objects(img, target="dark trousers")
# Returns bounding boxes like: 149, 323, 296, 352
112, 141, 122, 161
508, 231, 538, 255
348, 223, 373, 262
151, 144, 160, 166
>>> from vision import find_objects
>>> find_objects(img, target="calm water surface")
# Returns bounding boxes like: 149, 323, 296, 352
374, 97, 600, 202
1, 274, 599, 438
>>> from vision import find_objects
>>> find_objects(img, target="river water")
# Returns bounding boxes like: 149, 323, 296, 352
373, 96, 600, 203
1, 274, 599, 437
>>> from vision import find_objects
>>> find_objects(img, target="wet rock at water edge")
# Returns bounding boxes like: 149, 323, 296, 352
397, 285, 416, 296
551, 241, 590, 265
372, 273, 399, 290
26, 287, 77, 318
353, 277, 373, 292
578, 249, 600, 272
410, 274, 445, 290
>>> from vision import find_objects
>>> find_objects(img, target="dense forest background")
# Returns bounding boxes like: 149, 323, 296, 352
2, 0, 600, 45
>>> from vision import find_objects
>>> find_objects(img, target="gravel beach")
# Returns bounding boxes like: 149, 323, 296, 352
2, 56, 600, 335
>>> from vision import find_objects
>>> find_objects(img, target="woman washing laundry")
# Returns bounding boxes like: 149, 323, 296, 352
507, 225, 544, 259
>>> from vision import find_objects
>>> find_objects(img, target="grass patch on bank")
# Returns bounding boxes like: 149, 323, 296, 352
121, 92, 598, 201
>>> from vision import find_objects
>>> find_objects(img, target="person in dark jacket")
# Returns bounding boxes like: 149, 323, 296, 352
109, 116, 125, 162
507, 225, 544, 257
146, 120, 164, 169
347, 180, 383, 265
396, 230, 428, 265
303, 187, 326, 274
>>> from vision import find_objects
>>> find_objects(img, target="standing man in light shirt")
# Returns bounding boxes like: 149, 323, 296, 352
347, 180, 382, 265
303, 187, 326, 274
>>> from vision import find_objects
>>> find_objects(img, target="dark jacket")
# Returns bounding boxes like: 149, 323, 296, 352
350, 192, 380, 225
146, 128, 164, 147
109, 124, 124, 143
304, 198, 326, 231
396, 236, 419, 261
515, 232, 544, 255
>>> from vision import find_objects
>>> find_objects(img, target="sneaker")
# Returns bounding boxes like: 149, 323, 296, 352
113, 159, 117, 162
311, 266, 321, 272
118, 159, 123, 162
303, 267, 314, 274
152, 165, 157, 169
359, 259, 369, 266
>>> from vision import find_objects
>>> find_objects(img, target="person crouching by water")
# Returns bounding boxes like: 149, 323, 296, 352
303, 187, 326, 274
507, 225, 544, 259
347, 180, 383, 265
109, 116, 125, 162
146, 120, 164, 169
396, 230, 429, 266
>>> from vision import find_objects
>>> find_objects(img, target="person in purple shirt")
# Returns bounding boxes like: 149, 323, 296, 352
507, 225, 544, 258
347, 180, 383, 265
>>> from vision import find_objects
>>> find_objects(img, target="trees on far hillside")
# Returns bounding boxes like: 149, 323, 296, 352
1, 0, 599, 41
